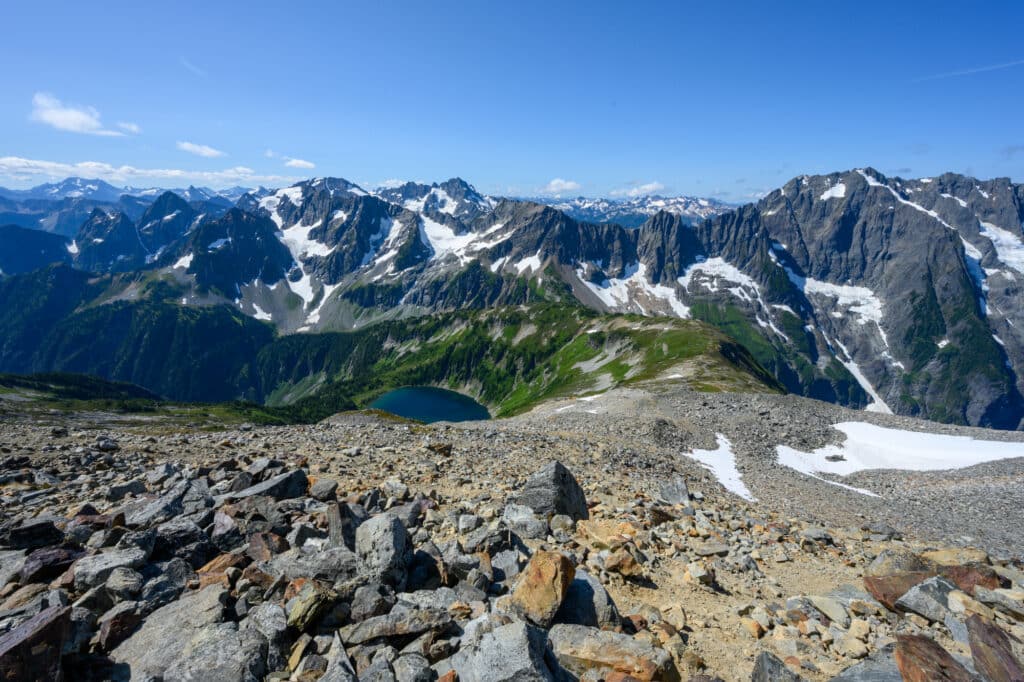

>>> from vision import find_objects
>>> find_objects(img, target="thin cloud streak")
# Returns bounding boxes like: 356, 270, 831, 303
179, 57, 208, 78
0, 155, 296, 189
914, 58, 1024, 82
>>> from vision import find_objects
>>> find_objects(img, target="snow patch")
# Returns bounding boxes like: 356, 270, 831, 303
579, 262, 691, 318
252, 303, 272, 321
778, 422, 1024, 489
683, 435, 755, 501
66, 240, 79, 255
173, 253, 194, 269
978, 221, 1024, 274
514, 253, 543, 274
280, 219, 331, 259
819, 183, 847, 201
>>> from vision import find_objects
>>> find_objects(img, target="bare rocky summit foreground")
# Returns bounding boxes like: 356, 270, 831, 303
1, 396, 1024, 681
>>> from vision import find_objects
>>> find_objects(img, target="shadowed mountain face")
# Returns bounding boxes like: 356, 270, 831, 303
1, 169, 1023, 429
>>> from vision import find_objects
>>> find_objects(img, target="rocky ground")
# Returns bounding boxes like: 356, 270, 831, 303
1, 384, 1024, 681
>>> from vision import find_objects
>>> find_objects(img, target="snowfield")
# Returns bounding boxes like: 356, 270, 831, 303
776, 421, 1024, 495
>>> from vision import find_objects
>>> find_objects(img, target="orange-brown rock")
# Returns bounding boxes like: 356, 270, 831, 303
966, 615, 1024, 682
509, 550, 575, 627
863, 572, 933, 610
894, 634, 975, 681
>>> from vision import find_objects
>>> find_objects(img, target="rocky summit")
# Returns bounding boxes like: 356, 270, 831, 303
2, 385, 1024, 681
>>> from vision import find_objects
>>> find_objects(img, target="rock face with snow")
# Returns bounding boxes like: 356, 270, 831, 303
2, 168, 1024, 428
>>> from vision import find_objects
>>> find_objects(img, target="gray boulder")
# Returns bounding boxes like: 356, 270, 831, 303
110, 584, 228, 680
161, 622, 268, 682
508, 461, 588, 521
441, 620, 554, 682
356, 514, 411, 589
502, 504, 548, 540
895, 576, 958, 623
270, 546, 360, 584
73, 548, 148, 591
554, 569, 621, 628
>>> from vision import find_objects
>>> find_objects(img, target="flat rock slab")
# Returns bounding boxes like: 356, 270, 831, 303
547, 623, 678, 682
339, 607, 451, 645
967, 614, 1024, 682
0, 604, 70, 681
110, 584, 227, 680
894, 634, 975, 682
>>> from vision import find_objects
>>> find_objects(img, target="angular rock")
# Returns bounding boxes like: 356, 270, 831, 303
73, 547, 148, 591
355, 513, 411, 589
20, 547, 84, 584
502, 504, 548, 540
110, 584, 228, 679
339, 606, 451, 645
287, 581, 336, 631
554, 568, 621, 628
940, 563, 1002, 596
975, 587, 1024, 619
547, 623, 678, 682
220, 469, 308, 502
161, 622, 268, 682
270, 546, 360, 584
657, 477, 690, 505
320, 632, 358, 681
967, 614, 1024, 682
0, 550, 26, 589
894, 634, 974, 681
244, 601, 288, 670
0, 605, 70, 681
509, 550, 575, 627
750, 651, 803, 681
444, 620, 554, 682
508, 461, 588, 521
895, 576, 957, 623
6, 519, 63, 550
310, 478, 339, 502
108, 478, 147, 501
863, 572, 933, 610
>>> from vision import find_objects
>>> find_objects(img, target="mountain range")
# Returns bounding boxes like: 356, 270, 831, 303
1, 168, 1022, 429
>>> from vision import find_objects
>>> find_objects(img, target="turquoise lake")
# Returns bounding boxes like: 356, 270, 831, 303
368, 386, 490, 423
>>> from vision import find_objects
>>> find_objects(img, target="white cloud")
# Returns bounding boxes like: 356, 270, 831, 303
376, 179, 407, 189
117, 121, 141, 134
29, 92, 124, 137
0, 155, 296, 189
264, 149, 277, 158
176, 141, 226, 158
610, 181, 665, 198
541, 178, 582, 196
284, 157, 315, 169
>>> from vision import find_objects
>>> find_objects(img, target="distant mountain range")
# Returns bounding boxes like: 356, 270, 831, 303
1, 169, 1022, 430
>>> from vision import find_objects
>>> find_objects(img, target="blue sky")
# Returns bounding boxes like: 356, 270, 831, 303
1, 1, 1022, 201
